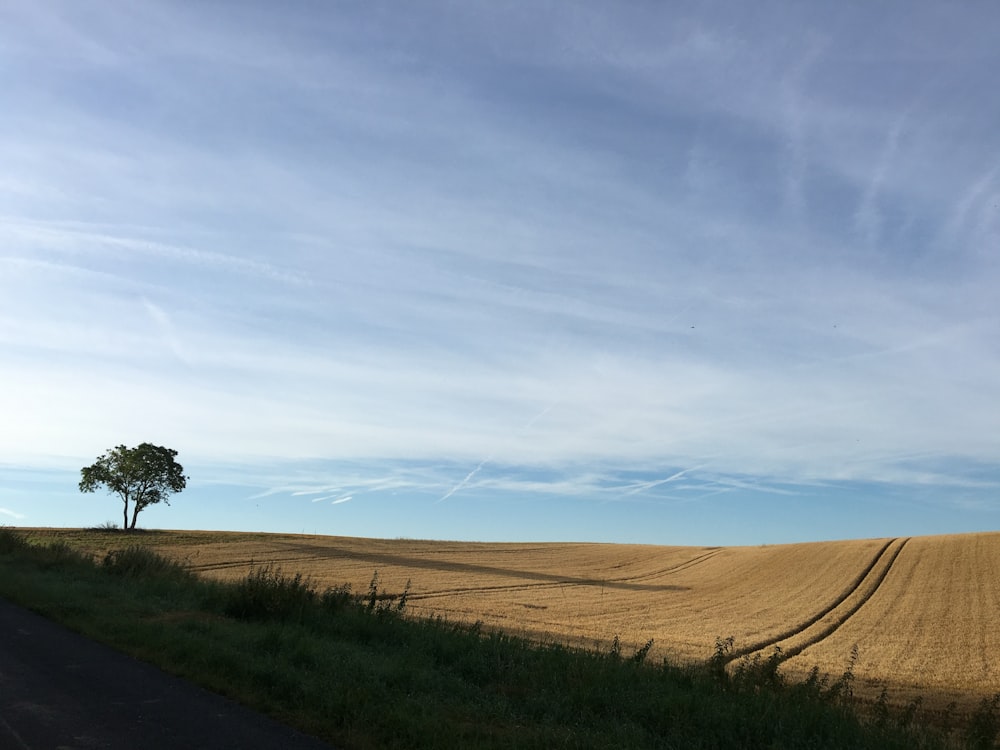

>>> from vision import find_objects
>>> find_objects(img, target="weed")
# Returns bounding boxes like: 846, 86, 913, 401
102, 545, 193, 582
899, 695, 923, 728
632, 638, 655, 665
397, 578, 411, 612
224, 565, 317, 622
363, 570, 409, 616
609, 633, 622, 660
825, 644, 859, 705
320, 582, 354, 613
873, 685, 891, 727
798, 665, 830, 699
965, 693, 1000, 750
0, 526, 30, 554
710, 635, 736, 684
939, 701, 959, 736
732, 645, 785, 690
37, 541, 90, 569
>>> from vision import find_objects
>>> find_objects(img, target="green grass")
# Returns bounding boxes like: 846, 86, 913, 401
0, 528, 995, 749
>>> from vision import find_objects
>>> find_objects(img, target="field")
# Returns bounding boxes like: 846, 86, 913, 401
22, 528, 1000, 712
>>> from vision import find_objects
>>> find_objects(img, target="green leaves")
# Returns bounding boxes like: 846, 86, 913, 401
79, 443, 187, 529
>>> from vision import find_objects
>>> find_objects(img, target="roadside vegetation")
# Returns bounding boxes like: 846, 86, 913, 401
1, 528, 996, 749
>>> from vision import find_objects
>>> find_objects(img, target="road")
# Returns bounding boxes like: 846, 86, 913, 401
0, 598, 334, 749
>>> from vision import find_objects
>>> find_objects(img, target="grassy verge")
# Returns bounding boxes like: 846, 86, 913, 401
0, 528, 995, 749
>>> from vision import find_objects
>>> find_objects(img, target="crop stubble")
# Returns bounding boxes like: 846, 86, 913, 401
20, 528, 999, 708
780, 533, 1000, 707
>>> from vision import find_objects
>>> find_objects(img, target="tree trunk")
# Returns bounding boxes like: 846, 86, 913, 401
130, 504, 140, 530
123, 499, 129, 531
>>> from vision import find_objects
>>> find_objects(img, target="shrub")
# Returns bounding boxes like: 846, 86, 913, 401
102, 545, 193, 582
731, 646, 785, 691
224, 564, 317, 622
0, 527, 30, 555
965, 693, 1000, 750
320, 582, 354, 613
710, 635, 736, 684
364, 570, 410, 616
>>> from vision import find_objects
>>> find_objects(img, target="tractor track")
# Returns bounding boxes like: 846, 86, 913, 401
185, 547, 722, 597
775, 537, 910, 661
724, 537, 908, 664
408, 548, 722, 600
611, 548, 724, 584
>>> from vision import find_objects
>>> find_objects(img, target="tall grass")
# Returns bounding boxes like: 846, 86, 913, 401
0, 528, 994, 749
0, 526, 31, 554
224, 564, 318, 622
102, 544, 194, 581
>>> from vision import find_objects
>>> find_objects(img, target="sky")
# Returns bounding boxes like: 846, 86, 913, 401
2, 2, 999, 546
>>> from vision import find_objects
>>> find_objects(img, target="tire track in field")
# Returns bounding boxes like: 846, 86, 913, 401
409, 580, 580, 601
723, 538, 899, 664
611, 548, 724, 584
184, 545, 721, 599
773, 537, 911, 662
409, 549, 720, 600
186, 554, 321, 573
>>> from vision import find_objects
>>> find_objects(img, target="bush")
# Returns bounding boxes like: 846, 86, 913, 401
224, 564, 317, 622
364, 570, 410, 616
320, 582, 354, 613
0, 527, 30, 555
965, 693, 1000, 749
102, 545, 193, 582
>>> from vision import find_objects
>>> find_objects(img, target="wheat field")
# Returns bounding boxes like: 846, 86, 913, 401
24, 528, 1000, 709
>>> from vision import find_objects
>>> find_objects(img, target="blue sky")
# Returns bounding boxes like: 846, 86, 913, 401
2, 2, 999, 545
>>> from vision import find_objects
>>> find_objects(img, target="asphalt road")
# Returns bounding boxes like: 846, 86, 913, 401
0, 598, 334, 749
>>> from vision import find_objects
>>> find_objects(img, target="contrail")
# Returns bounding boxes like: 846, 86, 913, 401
522, 405, 552, 430
436, 403, 555, 503
621, 467, 700, 497
437, 456, 492, 503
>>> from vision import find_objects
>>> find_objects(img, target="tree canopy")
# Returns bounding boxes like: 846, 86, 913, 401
79, 443, 187, 530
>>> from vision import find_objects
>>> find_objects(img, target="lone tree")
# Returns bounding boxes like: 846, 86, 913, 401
79, 443, 187, 530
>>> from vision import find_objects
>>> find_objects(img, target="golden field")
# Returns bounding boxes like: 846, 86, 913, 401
21, 528, 1000, 710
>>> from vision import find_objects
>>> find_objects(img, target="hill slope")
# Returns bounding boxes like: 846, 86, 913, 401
25, 528, 999, 709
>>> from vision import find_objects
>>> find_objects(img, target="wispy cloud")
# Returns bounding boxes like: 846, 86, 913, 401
854, 110, 909, 248
619, 468, 699, 498
438, 457, 492, 503
945, 160, 1000, 256
437, 405, 555, 502
3, 2, 1000, 540
290, 488, 342, 498
0, 507, 26, 520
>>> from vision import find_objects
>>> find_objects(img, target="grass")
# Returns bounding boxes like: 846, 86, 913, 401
2, 527, 997, 749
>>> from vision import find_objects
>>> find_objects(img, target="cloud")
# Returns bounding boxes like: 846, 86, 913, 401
290, 487, 342, 497
437, 459, 487, 503
619, 468, 699, 498
853, 111, 909, 247
945, 160, 1000, 257
140, 297, 193, 365
2, 1, 1000, 520
0, 507, 26, 520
